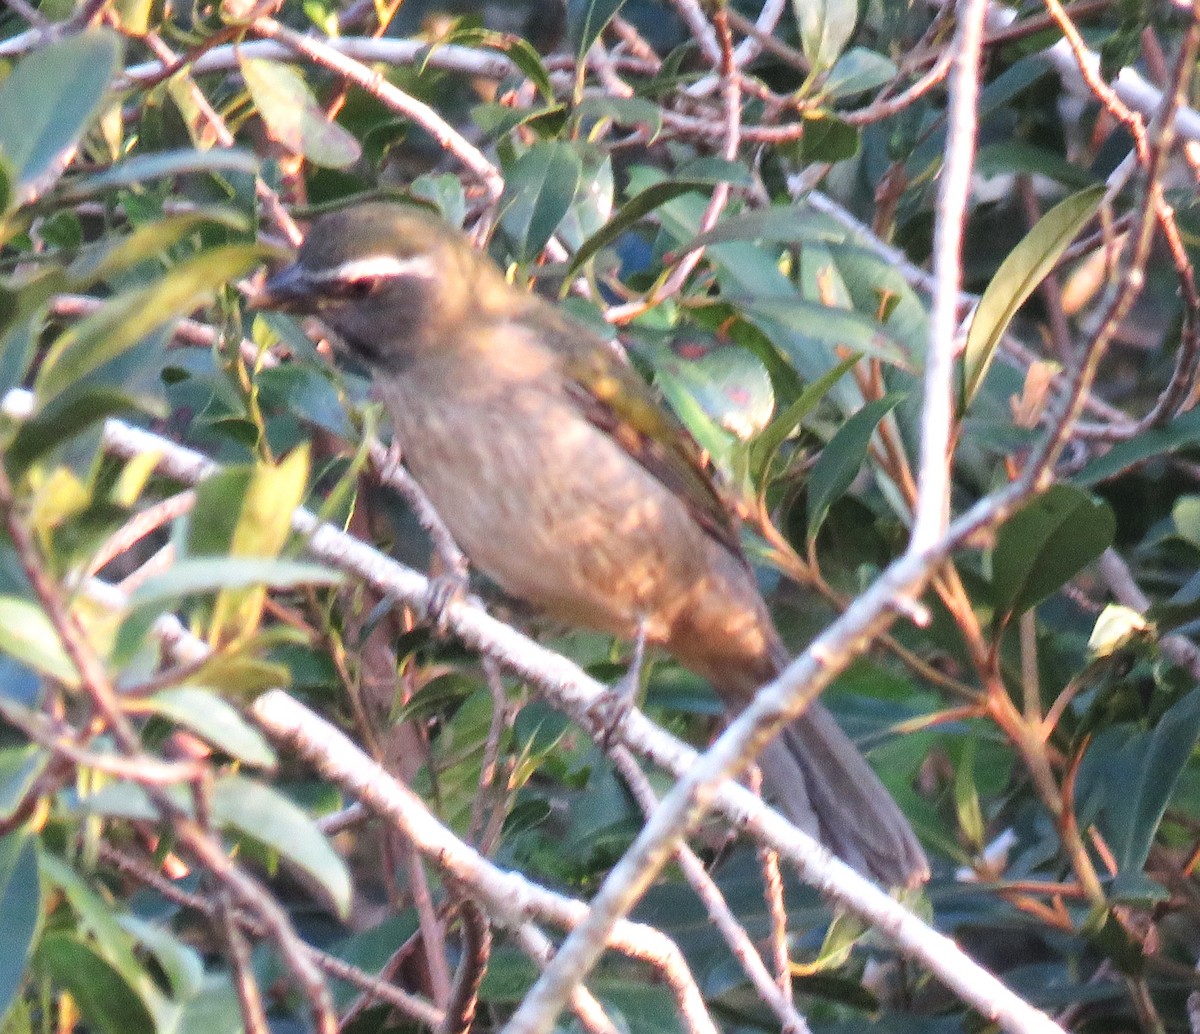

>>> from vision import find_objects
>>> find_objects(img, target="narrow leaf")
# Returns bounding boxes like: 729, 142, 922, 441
62, 148, 259, 197
36, 935, 156, 1034
0, 832, 40, 1021
807, 395, 901, 540
500, 141, 583, 260
568, 0, 628, 60
963, 185, 1104, 407
144, 688, 277, 769
211, 775, 352, 918
568, 178, 736, 277
130, 557, 343, 609
209, 446, 311, 643
35, 245, 267, 407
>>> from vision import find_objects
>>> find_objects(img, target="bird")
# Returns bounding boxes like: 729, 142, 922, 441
258, 202, 929, 888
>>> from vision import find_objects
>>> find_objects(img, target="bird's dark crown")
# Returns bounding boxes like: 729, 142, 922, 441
260, 204, 515, 366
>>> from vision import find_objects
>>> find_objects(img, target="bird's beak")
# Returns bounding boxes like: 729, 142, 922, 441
257, 262, 315, 312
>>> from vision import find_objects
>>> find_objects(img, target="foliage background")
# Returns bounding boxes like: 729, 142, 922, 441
0, 0, 1199, 1032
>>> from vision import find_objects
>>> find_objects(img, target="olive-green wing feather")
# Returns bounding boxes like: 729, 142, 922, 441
525, 302, 746, 562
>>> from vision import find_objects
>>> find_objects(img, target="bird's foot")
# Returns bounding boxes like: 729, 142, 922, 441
424, 563, 470, 636
587, 625, 648, 751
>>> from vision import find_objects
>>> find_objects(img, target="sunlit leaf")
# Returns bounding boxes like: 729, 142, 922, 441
794, 0, 857, 73
35, 245, 267, 408
0, 745, 47, 820
740, 297, 911, 369
240, 57, 362, 169
0, 597, 79, 689
211, 775, 352, 918
962, 185, 1104, 408
143, 688, 277, 769
68, 209, 252, 287
117, 917, 204, 1001
130, 558, 343, 609
209, 446, 311, 643
62, 148, 259, 198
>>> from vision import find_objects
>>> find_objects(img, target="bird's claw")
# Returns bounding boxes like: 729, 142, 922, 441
588, 683, 635, 752
424, 564, 469, 636
588, 624, 648, 752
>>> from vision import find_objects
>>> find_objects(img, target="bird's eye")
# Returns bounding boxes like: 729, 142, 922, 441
344, 277, 377, 299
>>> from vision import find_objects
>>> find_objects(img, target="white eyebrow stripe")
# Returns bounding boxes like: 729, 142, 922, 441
308, 254, 437, 282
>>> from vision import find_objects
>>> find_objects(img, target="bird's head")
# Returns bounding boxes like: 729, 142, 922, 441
258, 204, 511, 369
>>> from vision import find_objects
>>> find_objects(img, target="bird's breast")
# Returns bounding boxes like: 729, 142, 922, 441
379, 370, 726, 640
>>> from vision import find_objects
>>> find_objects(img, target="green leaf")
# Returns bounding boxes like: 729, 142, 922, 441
990, 484, 1115, 620
568, 0, 628, 60
472, 102, 568, 139
437, 28, 554, 104
799, 115, 860, 162
36, 935, 156, 1034
567, 178, 729, 276
6, 386, 146, 477
953, 738, 985, 848
739, 297, 911, 369
648, 338, 774, 442
240, 57, 362, 169
685, 205, 833, 250
975, 141, 1098, 191
0, 30, 122, 206
69, 782, 164, 822
144, 688, 277, 769
962, 185, 1104, 407
558, 151, 615, 251
61, 149, 260, 198
130, 558, 343, 609
209, 446, 312, 642
501, 141, 583, 260
35, 244, 267, 407
410, 173, 468, 227
211, 774, 352, 918
68, 209, 252, 287
794, 0, 857, 73
37, 854, 165, 1016
749, 355, 858, 477
0, 745, 47, 820
807, 395, 901, 540
1096, 688, 1200, 876
0, 833, 40, 1021
0, 597, 79, 688
822, 47, 898, 99
1074, 406, 1200, 486
117, 917, 204, 1001
575, 96, 664, 138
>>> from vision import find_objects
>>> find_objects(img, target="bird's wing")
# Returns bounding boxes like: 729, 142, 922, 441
524, 303, 746, 562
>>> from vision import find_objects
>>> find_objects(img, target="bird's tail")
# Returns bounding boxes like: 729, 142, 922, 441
665, 575, 928, 887
757, 704, 929, 888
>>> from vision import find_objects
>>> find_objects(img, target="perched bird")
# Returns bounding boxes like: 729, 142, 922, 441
259, 203, 929, 887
